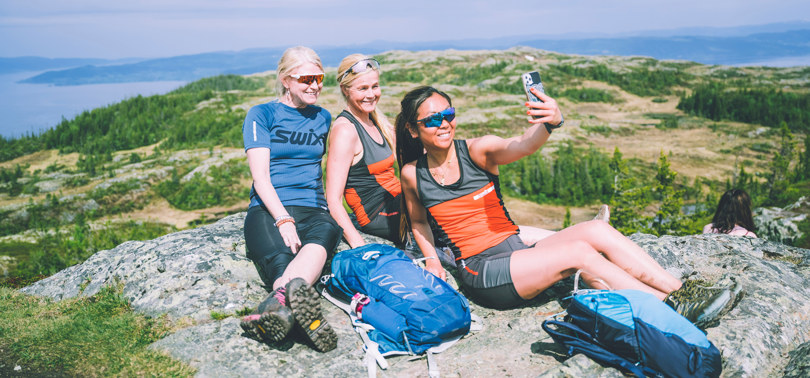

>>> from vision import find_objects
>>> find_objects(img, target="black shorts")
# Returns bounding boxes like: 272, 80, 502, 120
244, 205, 342, 289
458, 234, 528, 309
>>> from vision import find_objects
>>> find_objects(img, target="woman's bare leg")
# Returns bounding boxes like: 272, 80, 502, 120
510, 239, 670, 300
273, 244, 327, 289
526, 220, 682, 294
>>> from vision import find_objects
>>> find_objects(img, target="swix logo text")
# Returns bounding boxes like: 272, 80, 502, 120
271, 129, 326, 145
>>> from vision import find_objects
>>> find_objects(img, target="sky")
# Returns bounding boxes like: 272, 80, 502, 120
1, 0, 809, 59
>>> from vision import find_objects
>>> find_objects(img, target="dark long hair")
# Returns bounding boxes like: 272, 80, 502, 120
711, 188, 756, 234
394, 86, 452, 170
394, 86, 452, 243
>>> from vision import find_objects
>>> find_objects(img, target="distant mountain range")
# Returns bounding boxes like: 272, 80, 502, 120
4, 22, 810, 86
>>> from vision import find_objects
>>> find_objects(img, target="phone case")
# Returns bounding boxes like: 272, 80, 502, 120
522, 71, 545, 103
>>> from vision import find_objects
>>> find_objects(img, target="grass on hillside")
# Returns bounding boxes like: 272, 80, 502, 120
0, 284, 194, 377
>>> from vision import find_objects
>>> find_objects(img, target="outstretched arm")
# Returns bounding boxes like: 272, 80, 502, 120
470, 89, 563, 171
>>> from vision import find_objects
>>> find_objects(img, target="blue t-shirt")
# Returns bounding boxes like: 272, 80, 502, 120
242, 100, 331, 209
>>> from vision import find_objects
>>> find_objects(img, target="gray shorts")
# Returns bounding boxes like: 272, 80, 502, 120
458, 234, 528, 309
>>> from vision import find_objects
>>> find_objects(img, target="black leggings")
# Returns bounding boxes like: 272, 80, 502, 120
353, 212, 402, 245
353, 194, 403, 245
244, 205, 342, 289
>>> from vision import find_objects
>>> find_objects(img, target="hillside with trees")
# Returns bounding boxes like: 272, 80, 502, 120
1, 47, 808, 285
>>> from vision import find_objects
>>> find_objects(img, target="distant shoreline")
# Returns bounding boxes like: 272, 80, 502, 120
732, 55, 810, 68
0, 71, 185, 139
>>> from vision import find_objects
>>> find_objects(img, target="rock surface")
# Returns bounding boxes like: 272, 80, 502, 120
21, 213, 810, 377
754, 196, 809, 246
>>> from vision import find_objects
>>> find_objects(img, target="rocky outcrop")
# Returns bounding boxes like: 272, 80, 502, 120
755, 196, 809, 246
21, 213, 810, 377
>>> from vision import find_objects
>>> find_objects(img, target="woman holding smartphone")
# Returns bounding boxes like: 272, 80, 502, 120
239, 46, 339, 352
395, 85, 735, 325
325, 54, 403, 248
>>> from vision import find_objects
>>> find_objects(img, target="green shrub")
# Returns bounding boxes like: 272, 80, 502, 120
749, 143, 773, 153
14, 219, 175, 278
560, 88, 620, 103
156, 159, 250, 211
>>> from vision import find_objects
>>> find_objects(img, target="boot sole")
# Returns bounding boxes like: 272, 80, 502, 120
240, 308, 294, 343
287, 279, 338, 352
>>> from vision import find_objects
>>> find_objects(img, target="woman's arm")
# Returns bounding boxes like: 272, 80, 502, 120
247, 147, 301, 253
325, 120, 367, 248
469, 89, 563, 171
400, 163, 446, 280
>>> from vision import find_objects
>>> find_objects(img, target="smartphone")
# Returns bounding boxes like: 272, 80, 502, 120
522, 71, 545, 103
522, 71, 545, 119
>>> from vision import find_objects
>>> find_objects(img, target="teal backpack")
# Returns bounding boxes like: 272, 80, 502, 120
543, 289, 722, 378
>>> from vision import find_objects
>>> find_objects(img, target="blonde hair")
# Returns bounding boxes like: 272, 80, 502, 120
276, 46, 323, 95
337, 54, 394, 151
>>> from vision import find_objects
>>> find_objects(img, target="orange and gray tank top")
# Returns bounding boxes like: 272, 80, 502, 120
338, 111, 402, 226
416, 140, 519, 260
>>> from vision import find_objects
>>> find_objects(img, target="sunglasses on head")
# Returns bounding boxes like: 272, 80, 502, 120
290, 73, 324, 85
416, 107, 456, 128
338, 58, 381, 82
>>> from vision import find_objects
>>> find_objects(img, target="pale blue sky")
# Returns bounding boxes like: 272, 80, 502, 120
1, 0, 808, 59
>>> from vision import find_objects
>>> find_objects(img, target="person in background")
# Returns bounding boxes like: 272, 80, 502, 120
395, 85, 737, 326
325, 54, 403, 248
239, 46, 340, 352
703, 188, 757, 238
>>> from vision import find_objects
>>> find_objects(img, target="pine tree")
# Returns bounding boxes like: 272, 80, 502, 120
767, 122, 796, 205
563, 208, 572, 228
653, 151, 686, 235
609, 147, 653, 235
796, 134, 810, 182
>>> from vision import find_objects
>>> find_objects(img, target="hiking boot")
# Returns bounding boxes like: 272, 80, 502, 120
286, 277, 338, 352
240, 286, 294, 343
665, 278, 741, 329
593, 204, 610, 223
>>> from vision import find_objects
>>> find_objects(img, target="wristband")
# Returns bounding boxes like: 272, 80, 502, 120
544, 114, 565, 134
274, 215, 295, 227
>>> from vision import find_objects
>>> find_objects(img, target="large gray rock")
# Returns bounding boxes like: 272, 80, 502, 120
21, 213, 810, 377
754, 196, 809, 246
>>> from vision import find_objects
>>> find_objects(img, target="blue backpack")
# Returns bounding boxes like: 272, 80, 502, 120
320, 244, 476, 377
542, 289, 722, 378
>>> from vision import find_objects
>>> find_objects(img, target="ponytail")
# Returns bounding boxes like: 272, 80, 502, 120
394, 86, 453, 243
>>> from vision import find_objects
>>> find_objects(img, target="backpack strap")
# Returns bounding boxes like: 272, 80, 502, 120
426, 349, 440, 378
357, 326, 388, 377
321, 285, 390, 377
542, 319, 654, 378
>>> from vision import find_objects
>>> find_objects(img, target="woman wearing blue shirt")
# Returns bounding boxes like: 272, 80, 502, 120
239, 46, 340, 352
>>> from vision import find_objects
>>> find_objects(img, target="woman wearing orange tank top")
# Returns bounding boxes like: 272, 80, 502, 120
395, 86, 710, 312
326, 55, 403, 248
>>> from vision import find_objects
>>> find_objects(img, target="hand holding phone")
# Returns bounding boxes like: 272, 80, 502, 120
522, 71, 564, 131
522, 71, 545, 106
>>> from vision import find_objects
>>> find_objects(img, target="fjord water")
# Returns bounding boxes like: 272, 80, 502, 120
0, 71, 185, 139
